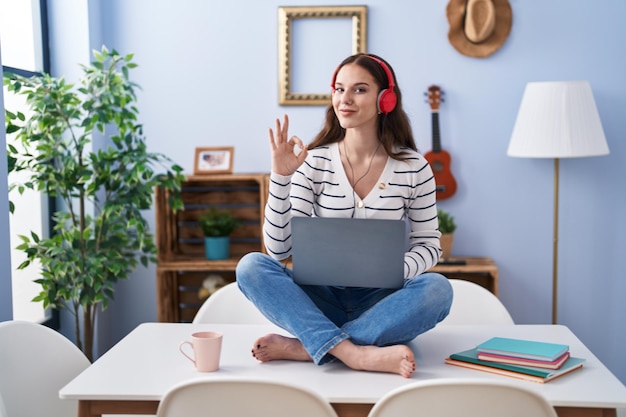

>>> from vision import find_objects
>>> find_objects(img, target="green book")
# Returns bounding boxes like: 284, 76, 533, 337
446, 348, 585, 383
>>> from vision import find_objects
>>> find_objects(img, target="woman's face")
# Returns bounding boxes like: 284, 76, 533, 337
332, 63, 380, 131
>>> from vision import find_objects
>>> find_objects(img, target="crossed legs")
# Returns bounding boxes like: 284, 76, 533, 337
237, 252, 452, 378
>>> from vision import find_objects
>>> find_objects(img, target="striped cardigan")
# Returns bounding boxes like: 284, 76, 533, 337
263, 142, 442, 278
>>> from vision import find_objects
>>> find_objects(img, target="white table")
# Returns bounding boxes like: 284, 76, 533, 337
60, 323, 626, 417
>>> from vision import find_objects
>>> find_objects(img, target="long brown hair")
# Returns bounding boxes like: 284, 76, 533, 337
307, 53, 418, 159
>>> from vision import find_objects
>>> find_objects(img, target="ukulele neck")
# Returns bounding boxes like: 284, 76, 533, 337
431, 111, 441, 153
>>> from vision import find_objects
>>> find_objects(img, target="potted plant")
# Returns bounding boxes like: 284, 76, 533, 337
4, 46, 184, 361
437, 209, 457, 260
198, 206, 240, 260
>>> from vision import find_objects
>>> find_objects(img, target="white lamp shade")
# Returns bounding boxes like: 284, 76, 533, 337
507, 81, 610, 158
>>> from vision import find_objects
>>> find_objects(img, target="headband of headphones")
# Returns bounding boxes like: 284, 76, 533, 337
330, 54, 398, 114
365, 55, 396, 90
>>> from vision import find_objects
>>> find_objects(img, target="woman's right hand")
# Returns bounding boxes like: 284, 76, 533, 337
268, 114, 308, 176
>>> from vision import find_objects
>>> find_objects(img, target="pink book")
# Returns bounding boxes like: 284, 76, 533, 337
476, 351, 570, 370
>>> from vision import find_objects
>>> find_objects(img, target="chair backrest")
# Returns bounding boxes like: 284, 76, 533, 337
156, 378, 339, 417
192, 281, 273, 324
367, 378, 558, 417
0, 320, 91, 417
439, 279, 514, 325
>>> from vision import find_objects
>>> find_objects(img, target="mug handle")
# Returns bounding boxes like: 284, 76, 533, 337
179, 341, 196, 365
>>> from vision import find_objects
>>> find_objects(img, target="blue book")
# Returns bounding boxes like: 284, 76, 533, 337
476, 337, 569, 361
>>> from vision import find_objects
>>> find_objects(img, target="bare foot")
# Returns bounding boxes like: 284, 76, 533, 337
251, 333, 312, 362
331, 341, 416, 378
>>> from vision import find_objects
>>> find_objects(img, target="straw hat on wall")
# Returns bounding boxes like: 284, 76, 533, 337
447, 0, 512, 58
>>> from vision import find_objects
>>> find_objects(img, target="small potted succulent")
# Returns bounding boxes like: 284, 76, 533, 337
437, 209, 457, 260
198, 206, 241, 260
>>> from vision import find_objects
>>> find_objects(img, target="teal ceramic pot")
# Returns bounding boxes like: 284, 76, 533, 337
204, 236, 230, 260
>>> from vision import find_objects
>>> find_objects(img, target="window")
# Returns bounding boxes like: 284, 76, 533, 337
1, 0, 53, 324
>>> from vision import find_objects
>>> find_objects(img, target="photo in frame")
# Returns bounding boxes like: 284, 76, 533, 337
194, 147, 234, 175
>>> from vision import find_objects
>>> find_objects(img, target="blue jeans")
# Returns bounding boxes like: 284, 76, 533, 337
236, 252, 453, 365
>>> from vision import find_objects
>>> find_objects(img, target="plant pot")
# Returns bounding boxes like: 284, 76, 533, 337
440, 233, 454, 260
204, 236, 230, 260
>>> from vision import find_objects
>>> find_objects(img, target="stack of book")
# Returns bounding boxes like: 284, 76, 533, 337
445, 337, 585, 383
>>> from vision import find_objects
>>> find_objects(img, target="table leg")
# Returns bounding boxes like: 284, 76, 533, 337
78, 401, 98, 417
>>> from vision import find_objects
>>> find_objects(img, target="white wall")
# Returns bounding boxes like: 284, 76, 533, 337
2, 0, 625, 386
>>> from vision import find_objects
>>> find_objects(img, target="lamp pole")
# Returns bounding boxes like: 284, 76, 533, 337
552, 158, 559, 325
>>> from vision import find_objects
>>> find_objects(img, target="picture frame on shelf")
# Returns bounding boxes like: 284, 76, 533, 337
194, 147, 234, 175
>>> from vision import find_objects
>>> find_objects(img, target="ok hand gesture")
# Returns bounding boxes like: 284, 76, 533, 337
268, 114, 308, 176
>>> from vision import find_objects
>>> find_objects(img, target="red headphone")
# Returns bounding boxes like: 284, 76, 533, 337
331, 54, 397, 114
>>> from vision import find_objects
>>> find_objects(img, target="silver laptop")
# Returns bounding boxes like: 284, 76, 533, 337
291, 217, 406, 289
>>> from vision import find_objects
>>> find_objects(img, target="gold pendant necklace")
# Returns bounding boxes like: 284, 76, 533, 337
344, 141, 381, 211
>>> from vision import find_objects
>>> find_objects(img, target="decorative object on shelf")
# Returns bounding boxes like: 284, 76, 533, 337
197, 274, 228, 300
278, 5, 367, 106
198, 206, 241, 260
4, 46, 185, 362
438, 209, 457, 260
446, 0, 512, 58
507, 81, 609, 324
194, 147, 234, 175
425, 85, 457, 200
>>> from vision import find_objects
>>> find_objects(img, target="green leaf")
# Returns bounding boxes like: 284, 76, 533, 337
30, 231, 41, 243
17, 260, 31, 269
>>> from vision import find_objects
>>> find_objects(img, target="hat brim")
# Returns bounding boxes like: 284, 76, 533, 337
447, 0, 512, 58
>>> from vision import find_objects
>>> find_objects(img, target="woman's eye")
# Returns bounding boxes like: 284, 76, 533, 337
335, 87, 345, 93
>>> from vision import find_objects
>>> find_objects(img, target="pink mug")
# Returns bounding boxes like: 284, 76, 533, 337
179, 331, 223, 372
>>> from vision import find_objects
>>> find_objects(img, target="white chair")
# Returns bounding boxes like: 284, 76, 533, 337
0, 320, 91, 417
367, 378, 558, 417
155, 378, 339, 417
192, 281, 273, 324
438, 279, 514, 325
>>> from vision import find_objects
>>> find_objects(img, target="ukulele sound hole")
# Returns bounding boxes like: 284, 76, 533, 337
432, 161, 444, 172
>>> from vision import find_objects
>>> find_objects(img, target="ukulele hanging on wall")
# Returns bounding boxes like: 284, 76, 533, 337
424, 85, 457, 200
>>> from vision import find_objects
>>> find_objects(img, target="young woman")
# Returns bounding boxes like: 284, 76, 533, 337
236, 53, 452, 378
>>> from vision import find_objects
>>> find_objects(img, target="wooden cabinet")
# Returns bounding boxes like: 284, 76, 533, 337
430, 257, 499, 295
155, 174, 268, 322
154, 175, 499, 322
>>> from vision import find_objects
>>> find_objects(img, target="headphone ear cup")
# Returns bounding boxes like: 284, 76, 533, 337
377, 89, 397, 114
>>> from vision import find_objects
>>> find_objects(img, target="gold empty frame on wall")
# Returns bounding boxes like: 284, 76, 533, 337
278, 5, 368, 106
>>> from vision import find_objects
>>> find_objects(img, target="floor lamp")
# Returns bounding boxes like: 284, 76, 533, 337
507, 81, 609, 324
